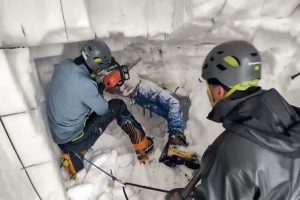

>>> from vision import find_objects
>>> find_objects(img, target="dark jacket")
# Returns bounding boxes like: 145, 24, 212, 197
195, 88, 300, 200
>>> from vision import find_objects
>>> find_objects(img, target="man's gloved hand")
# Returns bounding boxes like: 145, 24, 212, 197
165, 187, 201, 200
165, 188, 184, 200
97, 82, 106, 96
159, 130, 185, 168
159, 130, 200, 169
168, 129, 188, 146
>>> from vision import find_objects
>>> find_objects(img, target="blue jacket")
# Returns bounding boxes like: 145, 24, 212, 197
47, 59, 108, 144
133, 80, 183, 131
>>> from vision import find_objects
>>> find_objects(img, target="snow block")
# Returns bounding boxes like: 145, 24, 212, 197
0, 121, 22, 169
146, 0, 174, 36
218, 0, 263, 19
0, 144, 40, 200
192, 0, 225, 19
2, 110, 67, 199
61, 0, 94, 42
0, 50, 27, 115
88, 0, 147, 37
27, 162, 67, 200
3, 48, 40, 111
262, 0, 299, 17
2, 111, 54, 167
0, 0, 66, 47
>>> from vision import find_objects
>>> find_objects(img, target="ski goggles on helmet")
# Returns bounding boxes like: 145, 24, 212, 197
102, 65, 130, 88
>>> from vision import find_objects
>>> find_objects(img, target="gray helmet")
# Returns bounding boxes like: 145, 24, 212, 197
81, 40, 112, 71
202, 40, 261, 87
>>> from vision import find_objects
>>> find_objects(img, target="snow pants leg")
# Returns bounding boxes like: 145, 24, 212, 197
58, 99, 147, 156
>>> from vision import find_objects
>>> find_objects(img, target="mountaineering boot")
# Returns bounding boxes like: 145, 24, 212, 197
61, 152, 84, 179
119, 115, 154, 162
133, 136, 154, 163
159, 131, 200, 169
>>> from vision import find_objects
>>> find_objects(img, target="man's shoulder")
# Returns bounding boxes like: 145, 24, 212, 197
54, 59, 78, 76
57, 59, 95, 90
215, 131, 270, 168
57, 59, 89, 74
203, 131, 258, 161
58, 59, 76, 68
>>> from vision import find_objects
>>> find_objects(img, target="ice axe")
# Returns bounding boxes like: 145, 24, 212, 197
125, 56, 143, 70
291, 72, 300, 80
180, 168, 202, 199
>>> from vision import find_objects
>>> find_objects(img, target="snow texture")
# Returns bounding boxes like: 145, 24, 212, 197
0, 0, 300, 200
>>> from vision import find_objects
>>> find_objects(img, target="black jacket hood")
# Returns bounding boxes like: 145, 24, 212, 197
208, 88, 300, 158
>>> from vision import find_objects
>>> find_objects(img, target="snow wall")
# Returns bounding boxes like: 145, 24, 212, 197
0, 0, 300, 199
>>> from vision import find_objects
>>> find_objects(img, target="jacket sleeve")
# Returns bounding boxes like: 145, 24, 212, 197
194, 140, 256, 200
293, 105, 300, 116
156, 89, 183, 131
81, 81, 108, 115
195, 167, 255, 199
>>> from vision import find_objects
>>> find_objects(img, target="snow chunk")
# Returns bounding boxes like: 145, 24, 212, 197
98, 192, 113, 200
192, 0, 225, 18
262, 0, 299, 17
67, 183, 94, 200
117, 153, 134, 168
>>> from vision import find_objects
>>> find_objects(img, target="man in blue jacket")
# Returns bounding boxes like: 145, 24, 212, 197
47, 40, 153, 178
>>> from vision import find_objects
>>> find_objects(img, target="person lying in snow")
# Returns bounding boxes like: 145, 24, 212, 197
47, 40, 153, 178
166, 40, 300, 200
100, 64, 200, 169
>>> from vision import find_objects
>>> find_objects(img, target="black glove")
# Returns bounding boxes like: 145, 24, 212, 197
166, 187, 201, 200
165, 188, 184, 200
97, 82, 106, 96
159, 130, 185, 168
159, 130, 200, 169
168, 129, 188, 146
